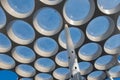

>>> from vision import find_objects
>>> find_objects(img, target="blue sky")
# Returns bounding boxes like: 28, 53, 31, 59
0, 70, 18, 80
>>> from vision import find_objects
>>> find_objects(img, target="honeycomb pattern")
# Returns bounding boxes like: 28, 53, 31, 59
0, 0, 120, 80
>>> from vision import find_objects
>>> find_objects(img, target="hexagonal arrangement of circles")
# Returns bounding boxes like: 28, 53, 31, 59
0, 0, 120, 80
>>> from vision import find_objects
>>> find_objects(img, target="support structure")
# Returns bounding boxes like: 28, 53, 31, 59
65, 24, 82, 80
